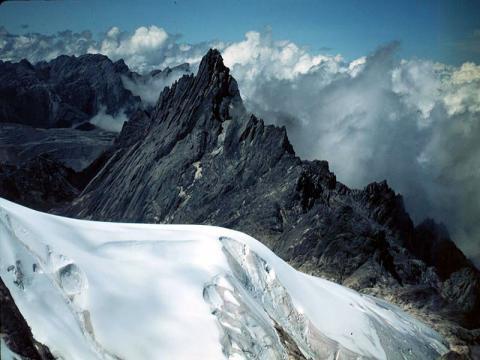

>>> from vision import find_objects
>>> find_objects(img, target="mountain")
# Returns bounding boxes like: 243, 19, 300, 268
0, 122, 116, 212
0, 55, 190, 206
0, 123, 115, 172
0, 54, 190, 129
0, 54, 185, 215
0, 198, 449, 359
0, 49, 478, 357
0, 55, 142, 128
63, 50, 479, 354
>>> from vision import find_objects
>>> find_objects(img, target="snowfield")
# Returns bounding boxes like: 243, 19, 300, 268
0, 198, 448, 359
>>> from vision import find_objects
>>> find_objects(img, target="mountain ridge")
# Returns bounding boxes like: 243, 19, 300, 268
0, 53, 142, 128
63, 49, 479, 352
0, 49, 478, 356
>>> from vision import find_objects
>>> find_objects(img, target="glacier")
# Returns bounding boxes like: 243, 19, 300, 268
0, 198, 448, 359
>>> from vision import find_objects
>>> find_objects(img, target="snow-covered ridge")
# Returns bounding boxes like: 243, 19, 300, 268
0, 198, 447, 359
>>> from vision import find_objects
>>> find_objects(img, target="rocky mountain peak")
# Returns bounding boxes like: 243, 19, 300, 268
2, 47, 478, 355
39, 49, 480, 349
198, 48, 227, 75
152, 49, 242, 124
0, 54, 142, 128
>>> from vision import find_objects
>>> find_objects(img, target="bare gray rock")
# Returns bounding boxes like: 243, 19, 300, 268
0, 122, 115, 171
0, 277, 54, 359
65, 50, 480, 351
0, 54, 142, 128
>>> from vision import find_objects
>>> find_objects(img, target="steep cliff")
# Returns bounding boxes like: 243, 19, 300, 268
65, 50, 479, 352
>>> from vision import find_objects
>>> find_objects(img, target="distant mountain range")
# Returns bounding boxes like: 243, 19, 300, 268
0, 50, 478, 358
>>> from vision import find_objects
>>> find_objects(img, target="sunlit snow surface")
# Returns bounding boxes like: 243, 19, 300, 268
0, 199, 448, 359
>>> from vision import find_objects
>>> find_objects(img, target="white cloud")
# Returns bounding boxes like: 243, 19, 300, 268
121, 65, 190, 105
451, 62, 480, 84
0, 26, 207, 73
90, 107, 127, 132
442, 62, 480, 116
0, 27, 95, 62
221, 29, 347, 99
392, 59, 441, 122
92, 25, 168, 57
88, 26, 171, 73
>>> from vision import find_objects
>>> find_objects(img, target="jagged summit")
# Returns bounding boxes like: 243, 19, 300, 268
0, 49, 477, 353
64, 51, 480, 352
151, 48, 243, 128
198, 48, 228, 75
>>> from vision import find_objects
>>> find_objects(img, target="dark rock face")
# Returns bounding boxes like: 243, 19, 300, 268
0, 122, 115, 171
0, 155, 80, 211
0, 149, 107, 212
0, 277, 54, 359
0, 121, 115, 212
66, 50, 480, 349
0, 54, 142, 128
412, 219, 472, 281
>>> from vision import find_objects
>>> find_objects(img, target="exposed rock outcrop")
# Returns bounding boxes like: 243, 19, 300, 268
0, 277, 54, 359
0, 122, 115, 171
64, 50, 480, 351
0, 150, 109, 212
0, 54, 141, 128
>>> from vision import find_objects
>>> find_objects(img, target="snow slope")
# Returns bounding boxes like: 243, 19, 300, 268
0, 198, 448, 359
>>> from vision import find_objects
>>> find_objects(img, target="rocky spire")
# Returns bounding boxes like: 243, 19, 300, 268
65, 49, 480, 350
197, 49, 229, 80
151, 48, 242, 126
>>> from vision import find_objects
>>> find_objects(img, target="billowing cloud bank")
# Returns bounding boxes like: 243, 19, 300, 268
1, 26, 479, 264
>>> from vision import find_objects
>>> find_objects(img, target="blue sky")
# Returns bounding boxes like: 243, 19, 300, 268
0, 0, 479, 65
